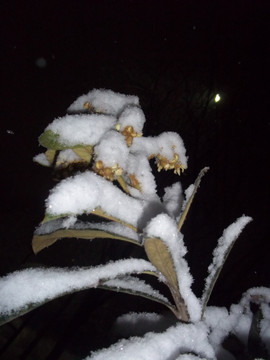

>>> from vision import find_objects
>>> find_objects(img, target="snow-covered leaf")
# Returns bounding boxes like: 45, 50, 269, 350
201, 216, 252, 314
67, 89, 139, 116
86, 322, 215, 360
45, 171, 144, 230
0, 259, 156, 326
144, 237, 179, 292
100, 276, 175, 313
178, 167, 209, 231
39, 129, 68, 150
144, 213, 201, 322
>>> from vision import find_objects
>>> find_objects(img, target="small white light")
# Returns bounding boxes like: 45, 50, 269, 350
215, 94, 221, 103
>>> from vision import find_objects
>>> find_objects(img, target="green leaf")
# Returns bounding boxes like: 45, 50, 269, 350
39, 130, 69, 150
41, 213, 68, 224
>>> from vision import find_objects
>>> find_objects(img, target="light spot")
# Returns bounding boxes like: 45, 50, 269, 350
214, 94, 221, 103
35, 57, 47, 69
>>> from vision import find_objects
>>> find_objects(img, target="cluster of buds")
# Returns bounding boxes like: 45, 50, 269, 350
35, 90, 188, 195
116, 124, 142, 147
83, 101, 105, 115
156, 153, 186, 175
94, 160, 123, 181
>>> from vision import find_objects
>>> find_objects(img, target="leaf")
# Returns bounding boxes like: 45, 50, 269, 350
144, 237, 179, 292
99, 276, 176, 315
144, 236, 190, 322
91, 207, 138, 232
39, 130, 68, 150
32, 227, 141, 254
201, 216, 252, 315
73, 145, 93, 162
178, 167, 209, 231
45, 149, 57, 165
42, 213, 68, 224
0, 259, 156, 326
248, 305, 268, 359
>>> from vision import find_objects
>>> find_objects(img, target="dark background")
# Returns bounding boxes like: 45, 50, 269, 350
1, 0, 270, 358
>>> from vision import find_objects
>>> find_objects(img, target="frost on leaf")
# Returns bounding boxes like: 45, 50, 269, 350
201, 215, 252, 312
0, 259, 156, 325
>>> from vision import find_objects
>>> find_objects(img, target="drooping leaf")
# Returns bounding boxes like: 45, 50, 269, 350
32, 227, 141, 254
99, 276, 176, 315
41, 207, 138, 235
0, 259, 156, 326
178, 167, 209, 231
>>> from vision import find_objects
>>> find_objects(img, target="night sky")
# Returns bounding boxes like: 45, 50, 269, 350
1, 0, 270, 356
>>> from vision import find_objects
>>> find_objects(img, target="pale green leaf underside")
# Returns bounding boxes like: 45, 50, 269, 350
33, 227, 141, 254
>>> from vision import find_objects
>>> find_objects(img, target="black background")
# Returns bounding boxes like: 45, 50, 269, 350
1, 0, 270, 357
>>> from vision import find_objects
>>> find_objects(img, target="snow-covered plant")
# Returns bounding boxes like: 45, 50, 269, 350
0, 89, 269, 359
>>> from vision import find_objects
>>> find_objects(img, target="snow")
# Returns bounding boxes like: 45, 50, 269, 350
180, 184, 195, 213
156, 132, 187, 168
56, 149, 81, 164
260, 303, 270, 355
46, 171, 145, 227
45, 114, 116, 147
0, 259, 156, 316
16, 88, 265, 359
239, 286, 270, 355
117, 105, 145, 133
33, 153, 50, 166
67, 89, 139, 116
131, 136, 159, 157
144, 214, 202, 322
127, 153, 158, 198
86, 322, 215, 360
114, 312, 176, 338
94, 130, 129, 169
102, 277, 170, 305
202, 215, 252, 305
131, 132, 187, 168
163, 182, 183, 218
62, 215, 77, 228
